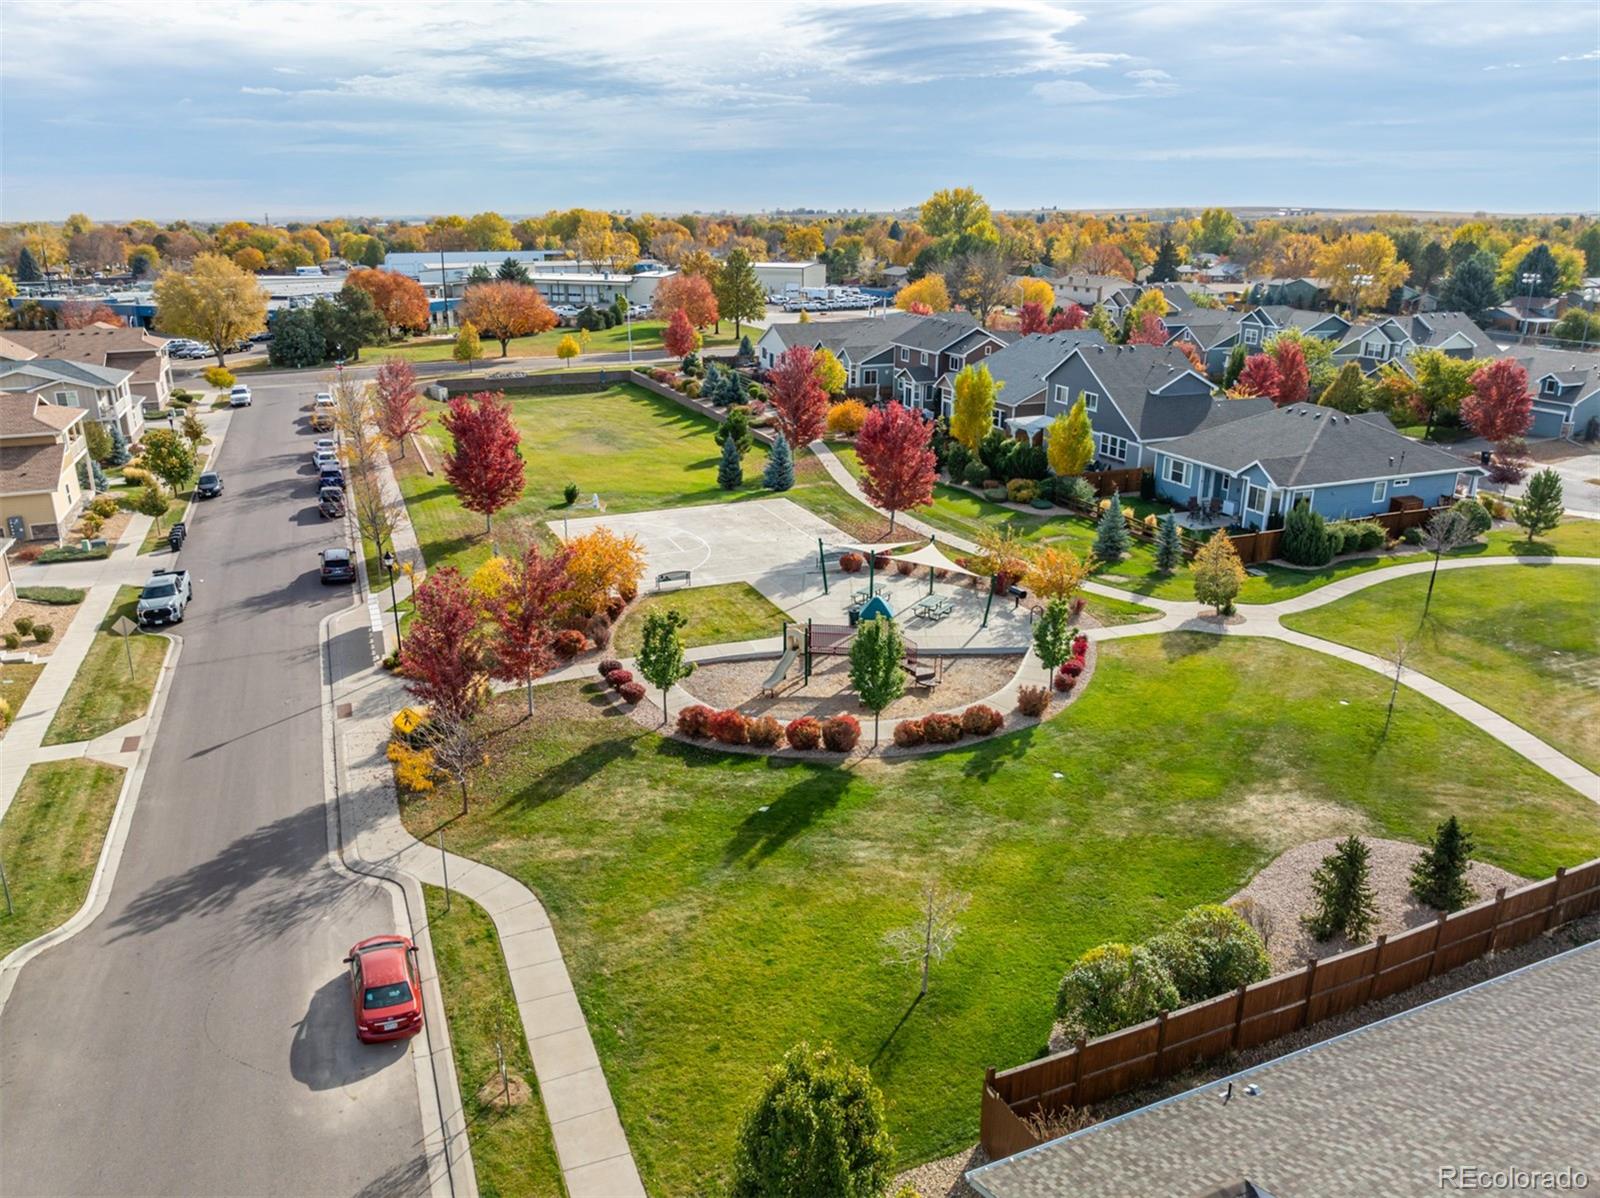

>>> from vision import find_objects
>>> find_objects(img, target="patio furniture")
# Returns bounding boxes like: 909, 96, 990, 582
1206, 496, 1223, 522
1186, 496, 1201, 521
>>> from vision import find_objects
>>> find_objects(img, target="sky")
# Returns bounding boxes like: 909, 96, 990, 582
2, 0, 1598, 221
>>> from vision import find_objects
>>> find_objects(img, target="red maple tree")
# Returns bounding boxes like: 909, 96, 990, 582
58, 300, 125, 328
663, 308, 698, 357
767, 345, 829, 448
654, 274, 720, 329
1176, 340, 1208, 374
441, 391, 525, 532
1269, 338, 1309, 406
1058, 303, 1088, 330
401, 567, 485, 722
375, 357, 424, 456
1019, 301, 1050, 336
855, 400, 936, 531
905, 301, 934, 315
1125, 312, 1168, 346
1233, 354, 1281, 399
1461, 358, 1532, 445
483, 543, 573, 713
347, 268, 430, 335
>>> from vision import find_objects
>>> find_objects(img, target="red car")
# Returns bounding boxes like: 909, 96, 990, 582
344, 935, 425, 1043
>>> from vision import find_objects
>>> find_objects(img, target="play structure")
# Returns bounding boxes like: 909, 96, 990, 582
761, 617, 942, 696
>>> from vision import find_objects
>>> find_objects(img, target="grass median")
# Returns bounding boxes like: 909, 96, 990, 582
42, 587, 169, 746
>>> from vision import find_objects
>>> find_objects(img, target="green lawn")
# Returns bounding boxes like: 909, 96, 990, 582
366, 320, 749, 365
15, 586, 85, 605
0, 661, 46, 735
613, 583, 788, 657
400, 638, 1598, 1195
399, 385, 892, 577
1283, 563, 1600, 771
42, 587, 169, 746
1082, 593, 1163, 626
423, 886, 564, 1198
0, 760, 126, 958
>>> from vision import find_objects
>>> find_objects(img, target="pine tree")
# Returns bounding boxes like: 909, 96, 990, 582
1223, 343, 1248, 389
1149, 233, 1181, 283
1410, 816, 1477, 912
1512, 468, 1563, 542
1092, 493, 1130, 562
1281, 501, 1334, 566
1304, 836, 1378, 942
738, 334, 754, 360
1154, 513, 1183, 572
715, 406, 753, 454
717, 433, 744, 490
107, 423, 130, 466
16, 246, 42, 283
763, 432, 794, 491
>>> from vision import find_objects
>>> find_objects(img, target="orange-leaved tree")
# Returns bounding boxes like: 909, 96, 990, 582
457, 280, 556, 356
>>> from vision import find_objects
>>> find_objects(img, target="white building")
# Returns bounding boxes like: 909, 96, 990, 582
753, 261, 826, 293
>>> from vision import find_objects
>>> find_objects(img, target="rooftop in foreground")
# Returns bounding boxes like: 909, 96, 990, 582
967, 939, 1600, 1198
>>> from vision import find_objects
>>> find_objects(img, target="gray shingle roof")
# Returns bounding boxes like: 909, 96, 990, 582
891, 312, 988, 352
799, 312, 923, 360
1160, 403, 1474, 487
1072, 343, 1229, 438
0, 357, 130, 388
980, 332, 1108, 408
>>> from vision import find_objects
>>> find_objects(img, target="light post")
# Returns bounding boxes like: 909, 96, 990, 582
382, 548, 403, 655
1519, 272, 1540, 339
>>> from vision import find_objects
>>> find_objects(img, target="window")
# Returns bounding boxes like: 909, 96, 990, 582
920, 351, 929, 366
992, 406, 1004, 427
1242, 327, 1259, 345
1082, 391, 1099, 412
1053, 384, 1069, 406
1164, 458, 1190, 486
1246, 483, 1267, 512
52, 389, 78, 406
900, 347, 909, 363
1366, 341, 1387, 360
1372, 481, 1388, 503
1096, 433, 1128, 461
862, 369, 877, 386
1392, 477, 1410, 488
1541, 377, 1560, 395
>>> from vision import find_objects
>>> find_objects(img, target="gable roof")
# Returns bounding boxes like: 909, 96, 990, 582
0, 357, 131, 390
889, 312, 989, 353
1406, 311, 1499, 355
979, 331, 1108, 407
799, 312, 923, 360
1160, 403, 1475, 487
2, 324, 167, 360
0, 440, 72, 496
0, 392, 86, 438
1498, 348, 1600, 401
1065, 343, 1230, 439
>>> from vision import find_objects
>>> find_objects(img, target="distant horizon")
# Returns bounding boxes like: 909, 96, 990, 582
3, 0, 1597, 221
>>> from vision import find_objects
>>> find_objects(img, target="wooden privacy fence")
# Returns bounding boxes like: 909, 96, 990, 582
980, 856, 1600, 1161
1222, 497, 1456, 565
1082, 466, 1146, 497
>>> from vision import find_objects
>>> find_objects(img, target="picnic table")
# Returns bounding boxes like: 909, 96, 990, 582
913, 596, 953, 621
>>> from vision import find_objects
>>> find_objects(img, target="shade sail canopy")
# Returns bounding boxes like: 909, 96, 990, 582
889, 540, 983, 578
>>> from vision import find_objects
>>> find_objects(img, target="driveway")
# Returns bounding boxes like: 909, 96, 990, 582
0, 375, 437, 1196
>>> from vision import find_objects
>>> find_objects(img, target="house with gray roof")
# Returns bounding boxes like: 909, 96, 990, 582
887, 314, 1006, 411
1330, 311, 1500, 375
1165, 306, 1350, 377
754, 312, 922, 397
1051, 274, 1141, 321
936, 330, 1108, 436
1151, 404, 1481, 528
1039, 343, 1268, 469
1500, 347, 1600, 439
1248, 277, 1331, 309
0, 356, 142, 441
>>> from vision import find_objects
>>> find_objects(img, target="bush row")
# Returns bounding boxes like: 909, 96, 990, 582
677, 706, 862, 752
597, 661, 644, 704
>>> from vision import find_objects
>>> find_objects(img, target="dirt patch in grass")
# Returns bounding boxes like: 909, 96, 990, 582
1228, 835, 1528, 971
475, 1072, 531, 1109
1190, 788, 1375, 858
680, 652, 1022, 720
0, 596, 85, 658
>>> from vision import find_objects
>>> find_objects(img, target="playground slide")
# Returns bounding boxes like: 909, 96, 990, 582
761, 644, 797, 694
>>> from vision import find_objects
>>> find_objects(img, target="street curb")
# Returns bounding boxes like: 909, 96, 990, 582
0, 632, 180, 1011
317, 605, 478, 1198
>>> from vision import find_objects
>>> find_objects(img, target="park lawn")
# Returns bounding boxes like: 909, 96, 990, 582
0, 760, 125, 958
42, 587, 168, 746
0, 661, 47, 734
1081, 593, 1163, 626
1282, 564, 1600, 771
422, 886, 564, 1198
399, 637, 1599, 1195
613, 583, 788, 657
374, 320, 748, 365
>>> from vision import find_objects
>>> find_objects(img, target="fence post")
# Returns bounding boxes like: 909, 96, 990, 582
1070, 1037, 1086, 1106
1154, 1011, 1169, 1079
1363, 934, 1386, 1003
1230, 984, 1248, 1051
1301, 957, 1319, 1028
1546, 866, 1568, 932
1490, 886, 1507, 951
1426, 911, 1447, 978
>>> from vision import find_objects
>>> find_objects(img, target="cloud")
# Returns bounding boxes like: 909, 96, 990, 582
239, 85, 286, 96
1555, 48, 1600, 62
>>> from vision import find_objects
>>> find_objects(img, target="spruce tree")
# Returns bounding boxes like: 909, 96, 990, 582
1410, 816, 1477, 912
1092, 493, 1131, 562
1512, 468, 1563, 543
763, 432, 794, 491
1149, 232, 1181, 283
1281, 501, 1334, 566
108, 423, 130, 466
716, 405, 753, 454
1154, 512, 1183, 572
717, 433, 744, 490
1223, 343, 1248, 389
1304, 836, 1378, 942
738, 334, 754, 360
16, 245, 42, 283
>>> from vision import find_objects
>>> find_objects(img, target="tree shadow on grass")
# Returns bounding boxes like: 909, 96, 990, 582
1159, 630, 1224, 661
720, 765, 851, 868
491, 734, 641, 818
959, 724, 1037, 783
869, 992, 923, 1070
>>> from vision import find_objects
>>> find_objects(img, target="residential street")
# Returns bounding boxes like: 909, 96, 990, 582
0, 376, 438, 1197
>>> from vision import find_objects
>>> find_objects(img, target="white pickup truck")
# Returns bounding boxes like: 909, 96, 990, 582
136, 568, 192, 627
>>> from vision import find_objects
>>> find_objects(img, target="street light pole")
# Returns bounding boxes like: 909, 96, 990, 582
382, 548, 403, 655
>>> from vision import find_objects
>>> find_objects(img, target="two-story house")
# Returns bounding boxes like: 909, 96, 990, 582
942, 330, 1107, 438
1152, 405, 1482, 529
754, 312, 924, 398
1050, 274, 1140, 322
0, 357, 141, 442
0, 392, 94, 543
3, 323, 170, 424
1329, 311, 1500, 375
1501, 348, 1600, 440
1164, 306, 1351, 377
1040, 343, 1271, 469
1487, 295, 1562, 337
889, 314, 1007, 412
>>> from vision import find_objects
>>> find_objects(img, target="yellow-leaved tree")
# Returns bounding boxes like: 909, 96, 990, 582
812, 348, 847, 396
556, 333, 581, 362
1314, 233, 1408, 314
1047, 397, 1095, 477
1191, 530, 1247, 615
950, 363, 1001, 452
560, 527, 645, 619
152, 252, 268, 366
893, 274, 951, 313
1018, 277, 1055, 310
1023, 545, 1095, 602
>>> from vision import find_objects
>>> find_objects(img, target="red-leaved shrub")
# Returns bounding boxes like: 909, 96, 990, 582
838, 552, 864, 574
871, 552, 890, 570
1016, 685, 1049, 717
605, 668, 633, 689
922, 712, 962, 744
821, 714, 861, 752
785, 716, 822, 749
961, 705, 1003, 736
618, 682, 645, 704
1060, 658, 1085, 678
894, 560, 915, 576
709, 708, 750, 745
677, 704, 715, 738
893, 718, 925, 748
747, 715, 782, 747
1070, 596, 1086, 619
1054, 672, 1076, 692
553, 629, 588, 658
1072, 634, 1089, 655
605, 595, 627, 620
598, 658, 623, 677
585, 612, 612, 649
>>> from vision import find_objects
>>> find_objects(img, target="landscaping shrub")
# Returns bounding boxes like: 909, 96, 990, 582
598, 658, 623, 677
827, 400, 869, 436
605, 594, 627, 620
1072, 633, 1088, 656
892, 718, 925, 748
120, 465, 153, 489
604, 668, 634, 689
1146, 904, 1272, 1003
1451, 497, 1493, 537
584, 612, 612, 649
785, 716, 822, 750
203, 365, 235, 389
1059, 658, 1084, 678
1281, 501, 1335, 567
982, 486, 1009, 503
684, 379, 702, 399
921, 712, 962, 744
710, 708, 751, 745
677, 705, 715, 738
945, 443, 971, 481
1006, 478, 1037, 504
962, 460, 989, 486
31, 624, 53, 644
618, 681, 645, 704
1029, 497, 1053, 510
1054, 475, 1096, 508
960, 704, 1003, 736
552, 629, 587, 658
1055, 943, 1181, 1040
1054, 672, 1075, 693
1324, 522, 1353, 555
894, 559, 915, 576
18, 586, 84, 606
838, 552, 864, 574
871, 552, 890, 570
13, 617, 34, 637
1402, 526, 1425, 545
387, 741, 436, 792
90, 496, 120, 519
746, 382, 766, 403
821, 714, 861, 752
564, 481, 580, 505
1016, 685, 1049, 717
2, 633, 19, 651
747, 715, 782, 747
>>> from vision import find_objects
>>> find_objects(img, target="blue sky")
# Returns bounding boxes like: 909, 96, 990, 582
3, 0, 1597, 221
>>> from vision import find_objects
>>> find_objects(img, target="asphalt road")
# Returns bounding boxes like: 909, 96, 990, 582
0, 375, 432, 1197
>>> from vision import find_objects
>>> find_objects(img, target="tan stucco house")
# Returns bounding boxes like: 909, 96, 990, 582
2, 323, 170, 424
0, 393, 94, 543
0, 354, 143, 443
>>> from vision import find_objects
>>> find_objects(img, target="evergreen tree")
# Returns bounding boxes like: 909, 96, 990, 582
16, 245, 42, 283
107, 423, 130, 466
91, 459, 109, 491
1092, 493, 1130, 562
715, 405, 754, 454
1319, 361, 1368, 413
1512, 467, 1563, 542
496, 256, 531, 283
848, 616, 906, 747
1148, 232, 1181, 283
1439, 253, 1501, 320
738, 334, 754, 360
717, 433, 744, 490
702, 360, 725, 403
763, 432, 794, 491
1281, 500, 1334, 566
887, 219, 903, 241
1223, 343, 1248, 389
1154, 512, 1183, 572
1304, 836, 1378, 942
1512, 243, 1559, 297
1410, 816, 1477, 912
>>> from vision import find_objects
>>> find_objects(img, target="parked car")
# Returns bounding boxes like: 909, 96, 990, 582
137, 568, 192, 626
319, 465, 346, 491
319, 547, 356, 584
343, 936, 424, 1043
318, 486, 345, 519
313, 450, 339, 472
195, 471, 223, 498
229, 384, 252, 407
312, 437, 336, 457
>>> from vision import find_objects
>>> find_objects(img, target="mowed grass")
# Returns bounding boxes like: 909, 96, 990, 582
422, 886, 564, 1198
399, 637, 1600, 1195
1283, 563, 1600, 771
398, 385, 894, 576
613, 583, 788, 657
0, 760, 125, 957
0, 661, 47, 735
42, 587, 169, 746
372, 320, 748, 365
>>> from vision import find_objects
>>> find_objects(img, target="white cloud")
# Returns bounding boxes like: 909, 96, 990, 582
239, 86, 286, 96
1555, 48, 1600, 62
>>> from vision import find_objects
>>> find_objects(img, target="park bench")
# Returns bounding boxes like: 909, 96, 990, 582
655, 569, 692, 591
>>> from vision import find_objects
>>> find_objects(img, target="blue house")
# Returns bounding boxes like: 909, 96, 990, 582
1152, 405, 1483, 529
1502, 349, 1600, 441
1164, 305, 1350, 377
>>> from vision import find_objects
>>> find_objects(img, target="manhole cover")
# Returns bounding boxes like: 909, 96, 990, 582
336, 703, 353, 719
121, 736, 141, 752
